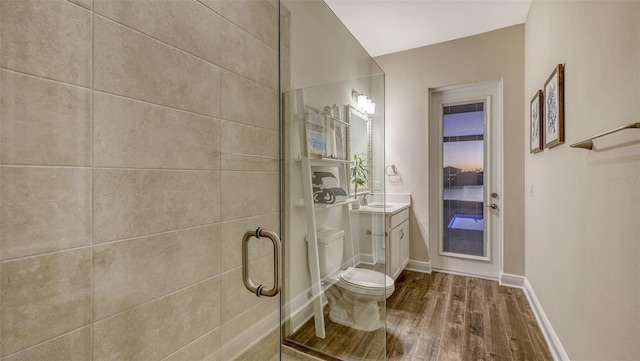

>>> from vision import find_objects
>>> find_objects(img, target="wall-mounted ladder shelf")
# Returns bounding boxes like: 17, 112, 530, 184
293, 89, 354, 339
570, 122, 640, 150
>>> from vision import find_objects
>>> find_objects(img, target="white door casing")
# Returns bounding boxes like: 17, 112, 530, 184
428, 81, 502, 279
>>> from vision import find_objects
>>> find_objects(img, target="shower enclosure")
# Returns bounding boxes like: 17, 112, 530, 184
280, 2, 387, 360
0, 0, 383, 360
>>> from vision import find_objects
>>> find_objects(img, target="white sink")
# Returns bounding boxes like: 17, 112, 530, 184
368, 203, 393, 208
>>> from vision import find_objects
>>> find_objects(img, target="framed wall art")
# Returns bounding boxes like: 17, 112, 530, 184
544, 64, 565, 148
306, 107, 327, 158
530, 89, 543, 153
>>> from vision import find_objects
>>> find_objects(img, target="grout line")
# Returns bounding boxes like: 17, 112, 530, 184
92, 223, 220, 248
93, 13, 278, 92
92, 89, 219, 119
0, 325, 92, 360
92, 207, 280, 249
64, 0, 91, 12
159, 326, 221, 361
90, 5, 96, 360
95, 166, 279, 173
94, 274, 220, 323
0, 164, 91, 169
0, 164, 279, 173
93, 88, 280, 133
93, 166, 219, 172
0, 68, 91, 91
0, 244, 93, 264
194, 0, 279, 53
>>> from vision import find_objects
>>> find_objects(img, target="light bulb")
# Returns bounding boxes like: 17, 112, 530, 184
366, 101, 376, 114
357, 94, 368, 108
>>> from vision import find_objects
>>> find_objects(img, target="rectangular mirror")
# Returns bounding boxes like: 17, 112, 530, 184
346, 105, 373, 195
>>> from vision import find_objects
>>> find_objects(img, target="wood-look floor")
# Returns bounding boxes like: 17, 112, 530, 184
285, 271, 553, 361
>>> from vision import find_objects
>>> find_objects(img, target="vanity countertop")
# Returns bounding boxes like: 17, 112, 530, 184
350, 202, 410, 215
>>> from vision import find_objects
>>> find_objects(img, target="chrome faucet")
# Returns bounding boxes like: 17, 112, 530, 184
361, 193, 369, 206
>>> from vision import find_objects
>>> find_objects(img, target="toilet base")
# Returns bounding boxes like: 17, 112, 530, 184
325, 284, 385, 332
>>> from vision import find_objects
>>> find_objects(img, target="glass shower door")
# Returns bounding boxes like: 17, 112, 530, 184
0, 0, 282, 360
280, 1, 387, 360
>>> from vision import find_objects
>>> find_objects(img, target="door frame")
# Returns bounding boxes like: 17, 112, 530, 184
428, 81, 503, 280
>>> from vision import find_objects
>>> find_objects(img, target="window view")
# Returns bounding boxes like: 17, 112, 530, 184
442, 103, 485, 257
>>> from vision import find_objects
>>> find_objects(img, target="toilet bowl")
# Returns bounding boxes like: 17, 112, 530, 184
325, 267, 394, 331
308, 228, 395, 332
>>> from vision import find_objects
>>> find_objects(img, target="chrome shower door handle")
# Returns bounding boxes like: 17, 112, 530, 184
242, 227, 282, 297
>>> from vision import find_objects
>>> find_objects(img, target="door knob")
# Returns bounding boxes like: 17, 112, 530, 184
487, 203, 499, 210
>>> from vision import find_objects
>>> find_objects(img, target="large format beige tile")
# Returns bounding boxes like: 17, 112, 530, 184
94, 16, 220, 117
281, 44, 291, 91
220, 71, 279, 131
0, 167, 91, 260
199, 0, 278, 51
0, 70, 91, 166
221, 154, 279, 172
220, 289, 279, 360
2, 326, 91, 361
281, 12, 291, 48
94, 225, 220, 320
220, 256, 274, 324
0, 0, 91, 87
0, 248, 92, 357
93, 169, 220, 243
93, 277, 220, 361
94, 93, 221, 170
239, 329, 279, 361
221, 120, 278, 159
220, 171, 278, 221
220, 19, 278, 90
68, 0, 92, 10
94, 0, 221, 65
220, 213, 278, 272
162, 328, 221, 361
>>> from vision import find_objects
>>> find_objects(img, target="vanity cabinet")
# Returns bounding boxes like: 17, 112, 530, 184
387, 209, 410, 280
351, 199, 411, 281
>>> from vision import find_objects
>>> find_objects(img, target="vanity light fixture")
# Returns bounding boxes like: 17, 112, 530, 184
352, 91, 376, 115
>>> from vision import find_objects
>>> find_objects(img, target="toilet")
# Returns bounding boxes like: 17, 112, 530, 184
312, 228, 395, 332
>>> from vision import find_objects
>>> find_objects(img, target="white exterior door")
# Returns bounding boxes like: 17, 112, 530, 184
429, 81, 502, 279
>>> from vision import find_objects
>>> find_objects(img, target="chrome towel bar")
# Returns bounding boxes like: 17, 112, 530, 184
570, 122, 640, 150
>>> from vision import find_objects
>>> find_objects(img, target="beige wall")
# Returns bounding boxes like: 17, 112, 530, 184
375, 25, 526, 275
524, 1, 640, 359
0, 1, 282, 360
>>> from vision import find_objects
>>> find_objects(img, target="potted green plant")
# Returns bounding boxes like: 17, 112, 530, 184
350, 154, 370, 209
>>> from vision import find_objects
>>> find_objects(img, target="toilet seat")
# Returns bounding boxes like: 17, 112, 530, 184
337, 267, 394, 296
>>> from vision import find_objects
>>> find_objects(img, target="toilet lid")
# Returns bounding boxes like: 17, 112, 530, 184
339, 267, 394, 289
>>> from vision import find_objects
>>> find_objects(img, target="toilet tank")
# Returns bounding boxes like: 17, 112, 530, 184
307, 228, 344, 278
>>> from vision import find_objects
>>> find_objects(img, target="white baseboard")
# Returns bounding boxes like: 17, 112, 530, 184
289, 297, 329, 334
289, 299, 315, 334
499, 273, 525, 288
523, 278, 569, 361
405, 260, 432, 273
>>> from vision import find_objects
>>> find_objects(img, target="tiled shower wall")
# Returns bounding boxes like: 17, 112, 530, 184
0, 0, 287, 360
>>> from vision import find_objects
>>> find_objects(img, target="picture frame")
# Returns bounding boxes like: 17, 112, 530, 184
543, 64, 565, 148
530, 90, 543, 153
306, 108, 327, 158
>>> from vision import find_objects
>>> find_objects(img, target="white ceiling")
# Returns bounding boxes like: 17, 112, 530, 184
324, 0, 532, 57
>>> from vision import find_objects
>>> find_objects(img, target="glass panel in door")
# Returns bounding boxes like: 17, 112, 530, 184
442, 103, 486, 257
0, 1, 282, 361
280, 1, 387, 360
